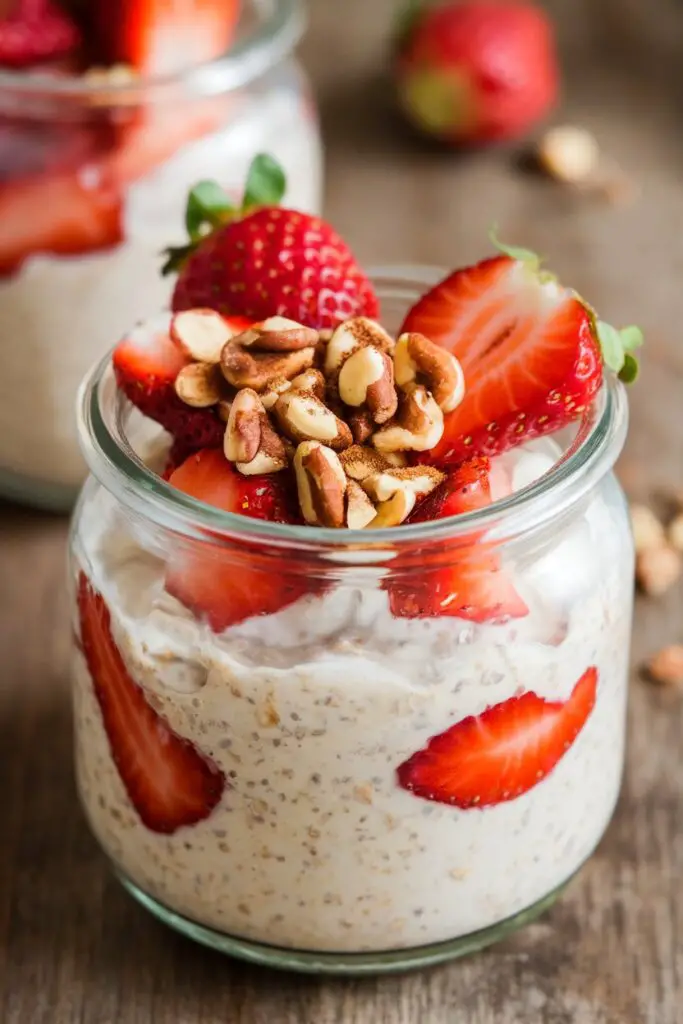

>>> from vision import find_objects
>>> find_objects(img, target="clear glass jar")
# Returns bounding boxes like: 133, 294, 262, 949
70, 268, 634, 975
0, 0, 321, 511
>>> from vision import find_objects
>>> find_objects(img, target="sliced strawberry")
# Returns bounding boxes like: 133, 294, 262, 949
0, 0, 81, 68
386, 457, 528, 623
77, 573, 225, 833
91, 0, 240, 75
0, 169, 123, 274
165, 449, 309, 631
112, 318, 225, 451
408, 454, 493, 521
108, 97, 228, 185
397, 666, 598, 808
401, 254, 602, 465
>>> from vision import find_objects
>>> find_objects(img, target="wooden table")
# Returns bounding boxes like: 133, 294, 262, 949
2, 2, 682, 1021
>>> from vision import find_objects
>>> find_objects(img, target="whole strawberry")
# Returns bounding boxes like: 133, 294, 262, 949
164, 154, 379, 330
0, 0, 81, 67
394, 0, 559, 146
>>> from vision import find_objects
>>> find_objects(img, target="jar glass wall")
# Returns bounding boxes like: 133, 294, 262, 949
0, 0, 321, 510
70, 269, 634, 975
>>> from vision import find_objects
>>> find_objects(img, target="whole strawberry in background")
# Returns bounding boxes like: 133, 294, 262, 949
394, 0, 559, 146
164, 153, 379, 330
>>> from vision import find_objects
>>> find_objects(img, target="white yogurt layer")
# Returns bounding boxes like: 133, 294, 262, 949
0, 82, 322, 492
72, 440, 633, 953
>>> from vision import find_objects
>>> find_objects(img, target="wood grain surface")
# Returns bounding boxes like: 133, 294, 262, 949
1, 1, 682, 1021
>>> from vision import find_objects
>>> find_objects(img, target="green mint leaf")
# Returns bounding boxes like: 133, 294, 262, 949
619, 352, 639, 384
488, 224, 541, 271
597, 320, 626, 374
620, 325, 644, 352
242, 153, 287, 210
185, 180, 235, 241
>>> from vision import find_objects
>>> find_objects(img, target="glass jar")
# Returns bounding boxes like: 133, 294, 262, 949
70, 268, 634, 975
0, 0, 321, 511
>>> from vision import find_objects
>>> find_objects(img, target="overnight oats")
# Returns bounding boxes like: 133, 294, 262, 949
70, 172, 640, 972
0, 0, 321, 508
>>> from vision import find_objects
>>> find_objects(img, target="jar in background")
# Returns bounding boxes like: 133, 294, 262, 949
0, 0, 321, 510
70, 269, 633, 974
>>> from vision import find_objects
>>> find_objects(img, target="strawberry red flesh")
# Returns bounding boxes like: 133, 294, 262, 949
171, 206, 380, 331
112, 321, 225, 451
0, 169, 124, 275
387, 456, 528, 623
397, 666, 598, 808
166, 449, 309, 631
401, 255, 602, 465
90, 0, 240, 75
0, 0, 81, 68
77, 573, 225, 834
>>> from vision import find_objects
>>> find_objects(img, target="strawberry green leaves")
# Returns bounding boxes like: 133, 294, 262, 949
597, 321, 644, 383
489, 225, 541, 271
185, 181, 235, 241
243, 153, 287, 211
162, 153, 287, 276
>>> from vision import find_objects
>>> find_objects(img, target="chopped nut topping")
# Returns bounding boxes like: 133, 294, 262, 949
372, 384, 444, 453
394, 332, 465, 413
167, 306, 469, 523
339, 445, 391, 482
362, 465, 445, 505
290, 368, 327, 401
630, 503, 666, 555
536, 125, 600, 184
348, 408, 375, 444
237, 415, 289, 476
224, 388, 262, 463
668, 513, 683, 554
294, 441, 347, 527
367, 490, 415, 528
174, 362, 223, 408
323, 317, 394, 376
273, 390, 352, 450
221, 342, 316, 391
171, 308, 238, 364
346, 480, 377, 529
646, 645, 683, 687
636, 546, 681, 596
233, 315, 319, 352
338, 346, 398, 424
260, 376, 292, 410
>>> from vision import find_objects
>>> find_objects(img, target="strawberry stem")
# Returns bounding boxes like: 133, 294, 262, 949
596, 320, 644, 384
161, 153, 288, 277
489, 225, 542, 272
185, 180, 236, 242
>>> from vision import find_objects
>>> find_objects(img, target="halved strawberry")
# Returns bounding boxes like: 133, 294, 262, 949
401, 249, 603, 465
386, 457, 528, 623
0, 169, 123, 275
397, 665, 598, 808
77, 573, 225, 833
165, 449, 309, 631
112, 315, 240, 451
91, 0, 240, 75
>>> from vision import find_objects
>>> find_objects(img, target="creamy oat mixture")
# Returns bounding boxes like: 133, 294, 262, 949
71, 439, 633, 953
0, 85, 322, 493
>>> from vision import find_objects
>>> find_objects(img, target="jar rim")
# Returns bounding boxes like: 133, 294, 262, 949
76, 264, 629, 552
0, 0, 305, 105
